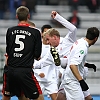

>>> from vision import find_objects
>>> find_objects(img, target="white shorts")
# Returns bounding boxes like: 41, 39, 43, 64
83, 89, 90, 98
39, 81, 58, 95
58, 81, 90, 98
63, 80, 84, 100
58, 82, 65, 94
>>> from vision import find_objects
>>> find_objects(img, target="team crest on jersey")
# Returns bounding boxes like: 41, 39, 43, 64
80, 50, 84, 54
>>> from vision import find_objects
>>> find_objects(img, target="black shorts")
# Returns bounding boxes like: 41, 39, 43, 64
3, 66, 42, 99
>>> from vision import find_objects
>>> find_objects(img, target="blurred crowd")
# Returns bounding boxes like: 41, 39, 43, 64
0, 0, 100, 20
0, 0, 37, 19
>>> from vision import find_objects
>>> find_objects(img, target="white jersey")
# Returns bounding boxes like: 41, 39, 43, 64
33, 43, 56, 82
33, 13, 77, 82
55, 13, 77, 58
41, 43, 50, 58
54, 13, 77, 81
63, 38, 89, 83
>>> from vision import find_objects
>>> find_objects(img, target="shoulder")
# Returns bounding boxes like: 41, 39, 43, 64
29, 27, 41, 34
7, 26, 17, 30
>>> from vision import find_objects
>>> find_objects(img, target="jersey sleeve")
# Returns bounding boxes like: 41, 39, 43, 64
34, 30, 42, 60
34, 50, 54, 69
54, 13, 77, 43
69, 46, 87, 65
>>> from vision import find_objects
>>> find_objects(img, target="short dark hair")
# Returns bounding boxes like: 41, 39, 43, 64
41, 24, 52, 33
16, 6, 29, 21
86, 27, 99, 40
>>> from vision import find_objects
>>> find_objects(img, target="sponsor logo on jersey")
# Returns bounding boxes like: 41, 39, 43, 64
80, 50, 84, 54
33, 92, 38, 94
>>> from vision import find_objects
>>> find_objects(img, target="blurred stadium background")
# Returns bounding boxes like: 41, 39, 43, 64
0, 1, 100, 99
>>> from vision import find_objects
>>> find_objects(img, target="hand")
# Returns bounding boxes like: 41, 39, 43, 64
79, 79, 89, 91
85, 63, 96, 72
51, 11, 58, 18
39, 73, 45, 78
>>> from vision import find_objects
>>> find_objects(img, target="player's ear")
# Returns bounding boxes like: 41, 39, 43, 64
16, 15, 18, 19
53, 35, 57, 40
28, 14, 30, 19
95, 37, 98, 41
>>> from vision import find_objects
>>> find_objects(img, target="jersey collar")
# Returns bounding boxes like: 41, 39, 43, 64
18, 23, 30, 27
83, 38, 89, 48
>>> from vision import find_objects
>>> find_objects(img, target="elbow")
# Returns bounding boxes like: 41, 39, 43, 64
70, 64, 76, 70
70, 65, 73, 70
73, 26, 77, 33
70, 25, 77, 33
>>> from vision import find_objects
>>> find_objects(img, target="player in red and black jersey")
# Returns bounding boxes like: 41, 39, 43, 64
2, 6, 44, 100
6, 23, 41, 67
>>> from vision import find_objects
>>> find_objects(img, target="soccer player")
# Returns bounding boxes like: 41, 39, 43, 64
33, 24, 60, 100
60, 27, 99, 100
34, 10, 77, 100
42, 11, 99, 100
56, 64, 97, 100
28, 20, 36, 27
2, 6, 44, 100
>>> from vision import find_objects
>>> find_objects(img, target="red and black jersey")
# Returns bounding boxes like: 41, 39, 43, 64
6, 24, 42, 68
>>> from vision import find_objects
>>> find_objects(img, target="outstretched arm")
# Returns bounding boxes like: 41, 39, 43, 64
51, 11, 77, 43
33, 51, 55, 69
51, 11, 77, 33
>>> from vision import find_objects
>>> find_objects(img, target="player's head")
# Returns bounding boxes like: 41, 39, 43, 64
41, 24, 52, 45
43, 28, 60, 47
28, 20, 35, 27
41, 24, 52, 33
86, 27, 99, 46
16, 6, 30, 21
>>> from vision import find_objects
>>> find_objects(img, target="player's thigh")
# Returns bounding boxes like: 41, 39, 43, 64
34, 94, 44, 100
57, 84, 66, 100
50, 93, 57, 100
56, 92, 66, 100
83, 89, 91, 99
2, 95, 11, 100
83, 89, 93, 100
45, 82, 58, 100
64, 81, 84, 100
18, 94, 29, 100
85, 95, 93, 100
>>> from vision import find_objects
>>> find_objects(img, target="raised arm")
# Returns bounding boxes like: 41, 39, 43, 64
51, 11, 77, 33
51, 11, 77, 42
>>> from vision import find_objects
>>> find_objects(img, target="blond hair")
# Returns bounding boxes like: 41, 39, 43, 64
43, 28, 60, 37
28, 20, 35, 27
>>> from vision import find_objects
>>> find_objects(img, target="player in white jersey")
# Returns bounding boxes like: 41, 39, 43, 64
34, 11, 77, 100
42, 11, 99, 100
57, 62, 97, 100
33, 24, 60, 100
61, 27, 99, 100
